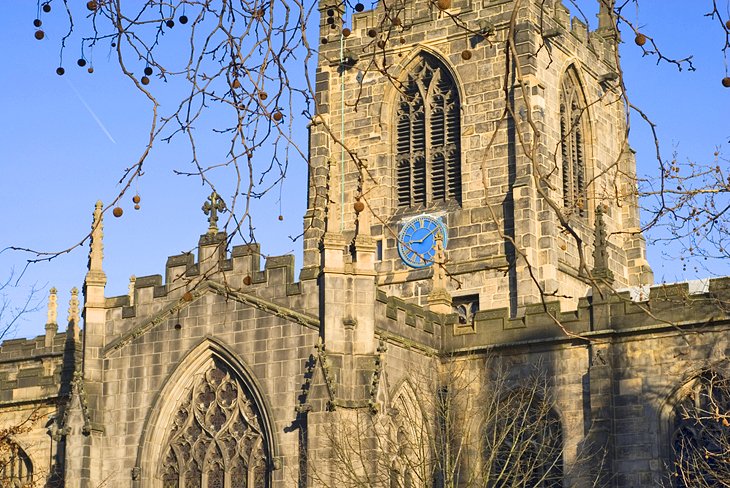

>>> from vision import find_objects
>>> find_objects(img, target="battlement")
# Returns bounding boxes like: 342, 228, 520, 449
443, 277, 730, 353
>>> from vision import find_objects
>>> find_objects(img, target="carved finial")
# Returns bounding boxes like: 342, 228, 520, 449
428, 234, 452, 314
202, 191, 227, 234
68, 287, 80, 325
597, 0, 616, 34
128, 276, 136, 306
88, 201, 104, 272
592, 204, 614, 284
47, 287, 58, 325
432, 235, 447, 290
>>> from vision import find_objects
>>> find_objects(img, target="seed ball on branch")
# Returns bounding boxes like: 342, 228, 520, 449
726, 20, 730, 29
132, 195, 141, 204
141, 76, 150, 85
437, 0, 451, 10
87, 1, 98, 11
722, 77, 730, 88
367, 28, 377, 38
88, 67, 94, 73
278, 215, 284, 221
259, 91, 268, 100
634, 33, 647, 46
56, 67, 65, 76
342, 27, 351, 37
179, 15, 188, 24
113, 207, 123, 218
355, 3, 365, 12
354, 200, 365, 213
166, 19, 175, 28
77, 58, 86, 67
231, 78, 241, 89
272, 111, 283, 122
144, 66, 153, 76
461, 49, 472, 60
42, 3, 51, 13
34, 30, 45, 40
33, 19, 42, 27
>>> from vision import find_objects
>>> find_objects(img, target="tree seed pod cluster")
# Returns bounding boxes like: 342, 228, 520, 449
272, 111, 283, 122
354, 200, 365, 213
634, 33, 647, 46
113, 207, 123, 218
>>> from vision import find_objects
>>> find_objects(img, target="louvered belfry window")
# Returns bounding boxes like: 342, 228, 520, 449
396, 53, 461, 207
560, 67, 587, 215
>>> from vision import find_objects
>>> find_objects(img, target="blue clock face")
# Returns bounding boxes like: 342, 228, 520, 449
397, 215, 448, 268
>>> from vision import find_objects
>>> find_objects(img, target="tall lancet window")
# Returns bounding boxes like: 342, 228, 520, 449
160, 360, 270, 488
560, 67, 588, 215
0, 441, 33, 486
396, 53, 461, 208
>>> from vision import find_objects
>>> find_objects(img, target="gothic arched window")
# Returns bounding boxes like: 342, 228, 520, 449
485, 390, 563, 487
396, 53, 461, 208
672, 372, 730, 487
0, 441, 33, 487
560, 67, 588, 216
160, 360, 270, 488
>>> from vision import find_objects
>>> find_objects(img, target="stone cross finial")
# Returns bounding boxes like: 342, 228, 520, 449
202, 191, 227, 234
47, 287, 58, 325
68, 287, 80, 325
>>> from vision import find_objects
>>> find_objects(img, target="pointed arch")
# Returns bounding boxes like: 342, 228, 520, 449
559, 65, 589, 216
138, 338, 278, 487
483, 385, 564, 487
663, 370, 730, 486
394, 51, 462, 208
0, 439, 33, 487
388, 380, 430, 488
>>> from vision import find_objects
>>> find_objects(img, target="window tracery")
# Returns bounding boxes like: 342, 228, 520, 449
0, 441, 32, 487
672, 372, 730, 487
161, 360, 269, 488
486, 391, 563, 487
560, 67, 587, 216
396, 53, 461, 208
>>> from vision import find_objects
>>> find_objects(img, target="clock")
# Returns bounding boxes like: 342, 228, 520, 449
397, 215, 448, 268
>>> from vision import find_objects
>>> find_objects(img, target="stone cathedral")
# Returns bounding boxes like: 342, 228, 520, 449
1, 1, 729, 487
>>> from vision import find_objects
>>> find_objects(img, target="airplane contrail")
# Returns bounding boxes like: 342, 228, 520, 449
65, 77, 117, 145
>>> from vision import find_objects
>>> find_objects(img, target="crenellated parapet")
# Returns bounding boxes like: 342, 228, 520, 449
442, 277, 730, 353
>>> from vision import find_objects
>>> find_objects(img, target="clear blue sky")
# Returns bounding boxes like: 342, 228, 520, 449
1, 1, 728, 339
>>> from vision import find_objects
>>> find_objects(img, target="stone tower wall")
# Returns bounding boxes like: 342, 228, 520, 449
305, 0, 651, 315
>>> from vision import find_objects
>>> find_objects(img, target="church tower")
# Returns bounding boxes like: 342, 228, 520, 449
303, 0, 653, 316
